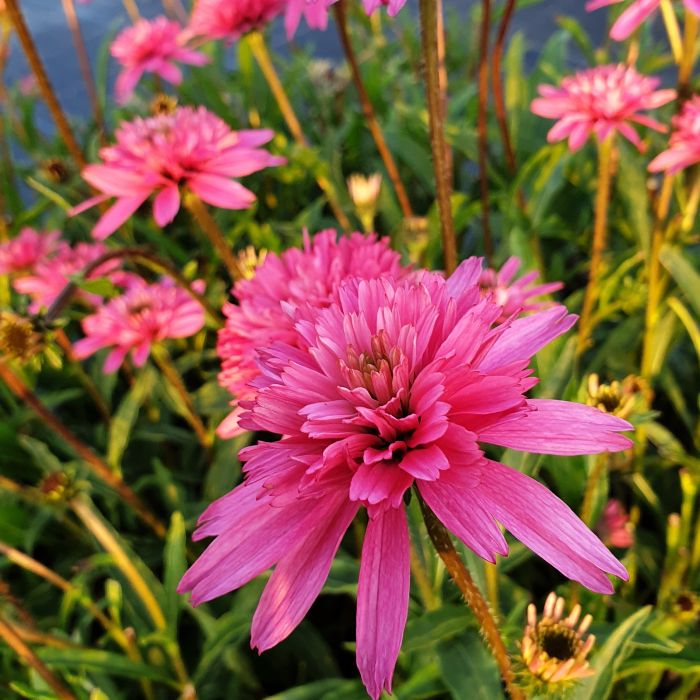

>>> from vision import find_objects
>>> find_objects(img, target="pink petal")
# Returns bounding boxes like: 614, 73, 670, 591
356, 507, 410, 700
92, 195, 149, 240
418, 468, 509, 563
103, 346, 129, 373
187, 174, 256, 209
478, 307, 577, 372
349, 461, 413, 509
399, 445, 449, 480
477, 459, 628, 592
153, 185, 181, 226
479, 399, 633, 455
610, 0, 660, 41
251, 497, 358, 650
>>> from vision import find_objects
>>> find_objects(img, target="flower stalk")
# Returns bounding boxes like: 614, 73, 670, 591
577, 134, 615, 356
245, 31, 351, 230
4, 0, 86, 171
0, 615, 77, 700
183, 192, 245, 282
419, 0, 458, 275
151, 343, 212, 451
60, 0, 105, 143
0, 360, 166, 537
476, 0, 494, 261
333, 0, 414, 220
419, 498, 524, 700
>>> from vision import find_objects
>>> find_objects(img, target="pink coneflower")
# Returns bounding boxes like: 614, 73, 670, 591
70, 106, 285, 240
361, 0, 406, 16
531, 64, 676, 152
596, 499, 634, 548
12, 242, 123, 314
649, 95, 700, 173
479, 257, 563, 322
284, 0, 336, 37
586, 0, 700, 42
188, 0, 285, 42
111, 17, 209, 104
0, 228, 62, 276
180, 259, 631, 700
216, 229, 407, 438
73, 277, 206, 373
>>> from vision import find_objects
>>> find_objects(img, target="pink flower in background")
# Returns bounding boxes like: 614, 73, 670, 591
13, 242, 123, 313
586, 0, 700, 42
188, 0, 285, 42
479, 257, 563, 322
216, 229, 407, 438
596, 499, 634, 548
18, 74, 39, 97
0, 228, 62, 276
649, 95, 700, 173
73, 277, 206, 373
284, 0, 336, 37
70, 106, 285, 240
362, 0, 406, 16
111, 17, 209, 104
531, 64, 676, 151
180, 259, 631, 700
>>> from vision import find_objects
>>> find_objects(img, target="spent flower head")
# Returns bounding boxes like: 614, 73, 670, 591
111, 16, 209, 104
586, 0, 700, 41
181, 259, 631, 699
70, 106, 285, 240
521, 592, 596, 686
73, 276, 206, 373
216, 229, 408, 438
0, 312, 43, 363
649, 95, 700, 174
531, 64, 676, 151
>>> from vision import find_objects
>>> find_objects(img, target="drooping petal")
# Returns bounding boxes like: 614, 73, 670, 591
476, 460, 628, 592
92, 195, 150, 240
479, 399, 633, 455
251, 497, 358, 650
152, 185, 181, 226
187, 173, 257, 209
356, 507, 410, 700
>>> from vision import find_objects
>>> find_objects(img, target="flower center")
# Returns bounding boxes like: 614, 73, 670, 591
537, 622, 579, 661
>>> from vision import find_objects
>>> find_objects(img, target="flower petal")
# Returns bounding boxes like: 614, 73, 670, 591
357, 507, 410, 700
251, 497, 358, 650
152, 185, 181, 227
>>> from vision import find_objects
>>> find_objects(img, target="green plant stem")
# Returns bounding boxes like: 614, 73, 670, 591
419, 0, 458, 275
641, 175, 674, 379
333, 0, 414, 219
419, 499, 524, 700
409, 542, 438, 611
5, 0, 86, 171
151, 344, 212, 452
121, 0, 141, 21
580, 454, 607, 527
245, 31, 352, 231
660, 0, 683, 63
678, 11, 699, 99
0, 360, 166, 538
0, 615, 77, 700
476, 0, 493, 261
183, 193, 243, 282
576, 135, 615, 356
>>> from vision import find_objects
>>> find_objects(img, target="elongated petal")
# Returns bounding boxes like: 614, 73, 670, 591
153, 185, 181, 226
357, 507, 410, 700
476, 460, 628, 592
187, 174, 256, 209
418, 468, 509, 562
251, 497, 358, 650
479, 399, 633, 455
92, 195, 149, 240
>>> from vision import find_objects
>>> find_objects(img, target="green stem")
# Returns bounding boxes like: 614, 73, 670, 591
576, 135, 615, 356
419, 0, 458, 275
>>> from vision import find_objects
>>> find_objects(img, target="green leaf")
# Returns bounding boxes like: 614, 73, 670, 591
572, 606, 652, 700
437, 630, 505, 700
402, 605, 471, 652
266, 679, 366, 700
107, 366, 157, 467
35, 648, 177, 686
660, 245, 700, 317
164, 511, 187, 634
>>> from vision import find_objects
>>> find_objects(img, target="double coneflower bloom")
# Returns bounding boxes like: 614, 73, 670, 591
180, 249, 631, 700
